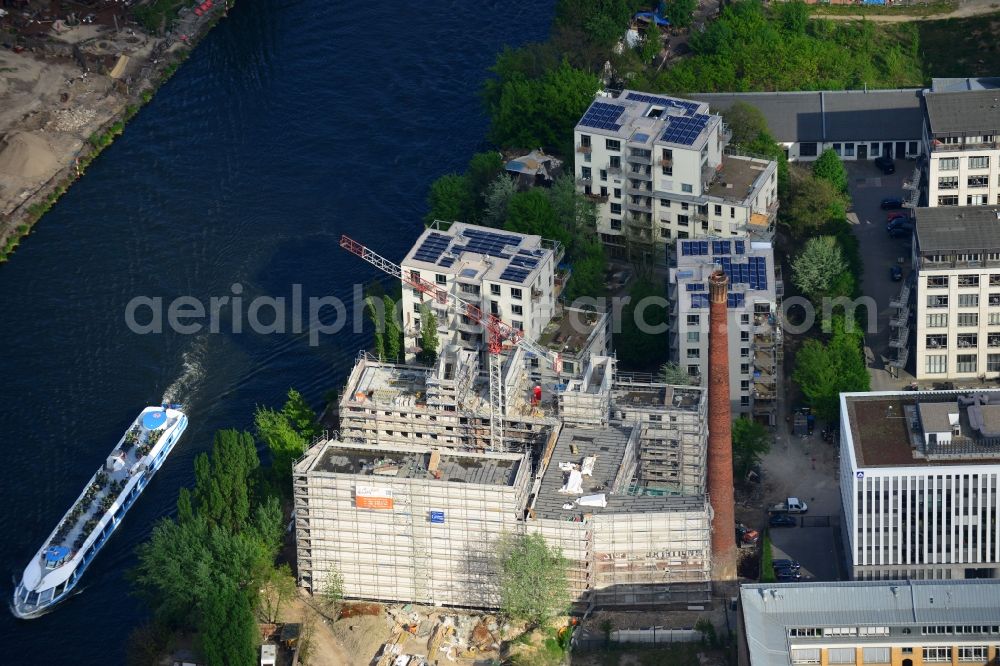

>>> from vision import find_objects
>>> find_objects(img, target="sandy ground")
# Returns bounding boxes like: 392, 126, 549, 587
280, 594, 356, 666
814, 0, 1000, 22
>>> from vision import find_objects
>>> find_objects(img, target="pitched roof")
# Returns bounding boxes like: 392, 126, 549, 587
689, 89, 923, 143
915, 206, 1000, 253
924, 89, 1000, 135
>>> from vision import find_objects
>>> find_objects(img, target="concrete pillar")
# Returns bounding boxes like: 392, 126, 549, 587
708, 270, 738, 582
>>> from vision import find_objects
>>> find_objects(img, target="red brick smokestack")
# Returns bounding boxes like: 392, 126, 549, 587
708, 269, 737, 582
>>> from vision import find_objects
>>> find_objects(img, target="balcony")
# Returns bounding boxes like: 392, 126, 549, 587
627, 150, 652, 163
627, 167, 652, 181
576, 176, 593, 187
931, 137, 1000, 152
608, 165, 623, 177
626, 199, 653, 214
626, 184, 653, 196
576, 144, 592, 154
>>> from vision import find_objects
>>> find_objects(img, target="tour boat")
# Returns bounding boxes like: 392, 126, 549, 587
11, 405, 188, 619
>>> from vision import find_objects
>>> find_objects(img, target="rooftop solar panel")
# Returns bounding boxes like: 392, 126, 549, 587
624, 92, 701, 117
499, 266, 531, 284
437, 256, 455, 268
579, 102, 626, 131
660, 114, 710, 146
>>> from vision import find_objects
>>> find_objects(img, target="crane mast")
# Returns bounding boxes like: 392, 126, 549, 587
340, 234, 559, 452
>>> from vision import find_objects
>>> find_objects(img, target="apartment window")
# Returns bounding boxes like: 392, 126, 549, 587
490, 284, 501, 296
434, 274, 446, 285
613, 187, 621, 198
938, 176, 959, 190
605, 139, 621, 152
510, 288, 522, 301
957, 354, 978, 373
687, 364, 699, 377
799, 142, 818, 157
939, 195, 959, 206
610, 219, 622, 230
927, 313, 948, 328
790, 649, 820, 664
687, 314, 700, 327
989, 253, 1000, 263
660, 228, 671, 238
581, 166, 592, 181
958, 252, 982, 263
926, 354, 947, 374
958, 647, 988, 661
940, 157, 960, 170
862, 647, 889, 664
969, 155, 990, 169
927, 294, 949, 308
681, 183, 693, 193
714, 204, 722, 216
958, 293, 980, 307
833, 143, 842, 155
740, 347, 749, 358
511, 304, 523, 316
609, 156, 621, 170
687, 331, 700, 343
490, 301, 499, 316
968, 194, 988, 206
611, 203, 622, 215
580, 134, 590, 148
412, 303, 422, 313
661, 199, 671, 208
677, 214, 689, 227
843, 143, 855, 157
661, 148, 673, 176
686, 348, 700, 359
870, 142, 880, 156
926, 334, 947, 349
599, 186, 608, 198
741, 363, 750, 375
957, 334, 978, 348
990, 334, 1000, 348
827, 648, 855, 665
988, 354, 1000, 372
740, 396, 750, 407
958, 313, 979, 327
740, 330, 750, 342
969, 175, 990, 188
927, 275, 949, 288
909, 141, 918, 155
991, 313, 1000, 326
958, 274, 980, 287
740, 380, 750, 392
923, 648, 952, 663
600, 169, 607, 181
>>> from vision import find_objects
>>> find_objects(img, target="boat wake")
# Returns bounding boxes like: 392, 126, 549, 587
161, 337, 207, 405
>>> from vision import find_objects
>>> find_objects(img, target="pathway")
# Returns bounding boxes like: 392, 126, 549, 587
813, 0, 999, 23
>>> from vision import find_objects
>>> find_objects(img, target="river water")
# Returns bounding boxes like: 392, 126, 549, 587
0, 0, 552, 659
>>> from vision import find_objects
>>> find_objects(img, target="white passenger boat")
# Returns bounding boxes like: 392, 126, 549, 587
12, 405, 188, 619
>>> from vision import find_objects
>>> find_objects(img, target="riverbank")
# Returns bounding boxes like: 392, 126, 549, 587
0, 1, 233, 263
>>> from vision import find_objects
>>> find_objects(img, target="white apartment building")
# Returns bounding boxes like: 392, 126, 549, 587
573, 91, 779, 261
669, 238, 781, 424
839, 390, 1000, 581
913, 207, 1000, 380
399, 222, 558, 362
922, 89, 1000, 208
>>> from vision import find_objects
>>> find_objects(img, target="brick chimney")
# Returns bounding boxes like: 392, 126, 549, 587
708, 269, 737, 582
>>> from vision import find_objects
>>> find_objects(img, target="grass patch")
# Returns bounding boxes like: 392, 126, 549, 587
761, 532, 776, 583
918, 11, 1000, 79
811, 0, 957, 17
132, 0, 187, 34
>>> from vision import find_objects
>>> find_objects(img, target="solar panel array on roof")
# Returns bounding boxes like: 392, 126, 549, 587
437, 256, 455, 268
624, 92, 700, 116
413, 232, 451, 263
734, 240, 746, 255
680, 240, 710, 256
716, 256, 768, 291
499, 267, 531, 284
457, 228, 521, 260
661, 114, 710, 146
509, 251, 539, 269
580, 102, 626, 131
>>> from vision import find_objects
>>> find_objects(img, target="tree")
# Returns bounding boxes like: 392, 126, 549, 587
721, 102, 769, 148
732, 418, 771, 481
783, 167, 847, 237
793, 316, 870, 422
483, 174, 518, 228
321, 567, 345, 616
425, 173, 474, 224
255, 407, 307, 495
467, 152, 506, 205
282, 388, 319, 440
259, 564, 297, 624
365, 296, 384, 360
505, 188, 571, 247
615, 278, 669, 371
791, 236, 849, 302
417, 304, 439, 365
495, 532, 570, 627
661, 362, 694, 386
665, 0, 697, 30
563, 236, 606, 302
638, 22, 661, 64
383, 295, 403, 362
812, 148, 849, 194
191, 430, 259, 533
198, 581, 258, 666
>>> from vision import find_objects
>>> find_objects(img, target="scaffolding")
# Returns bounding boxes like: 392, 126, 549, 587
558, 355, 615, 427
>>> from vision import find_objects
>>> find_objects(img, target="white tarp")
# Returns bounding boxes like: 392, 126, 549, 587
577, 493, 607, 508
559, 469, 583, 494
581, 456, 596, 477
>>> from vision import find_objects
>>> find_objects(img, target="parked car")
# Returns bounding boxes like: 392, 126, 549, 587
888, 225, 912, 239
775, 569, 802, 581
886, 211, 909, 224
875, 156, 896, 174
769, 513, 798, 528
769, 497, 808, 514
737, 523, 760, 547
890, 265, 903, 281
772, 559, 801, 571
880, 197, 904, 210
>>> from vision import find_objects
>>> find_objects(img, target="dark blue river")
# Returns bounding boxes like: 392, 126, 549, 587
0, 1, 552, 660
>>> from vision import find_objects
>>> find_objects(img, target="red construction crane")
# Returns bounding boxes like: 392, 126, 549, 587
340, 234, 560, 451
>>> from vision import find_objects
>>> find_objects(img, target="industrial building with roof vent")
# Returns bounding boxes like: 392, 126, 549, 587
839, 389, 1000, 582
737, 579, 1000, 666
572, 90, 779, 260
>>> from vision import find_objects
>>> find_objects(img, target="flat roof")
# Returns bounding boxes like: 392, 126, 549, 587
915, 206, 1000, 253
401, 221, 553, 286
538, 307, 606, 356
575, 90, 718, 150
844, 391, 1000, 467
691, 89, 923, 143
932, 77, 1000, 92
924, 89, 1000, 135
705, 155, 773, 202
533, 425, 705, 520
309, 441, 522, 486
742, 580, 1000, 666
